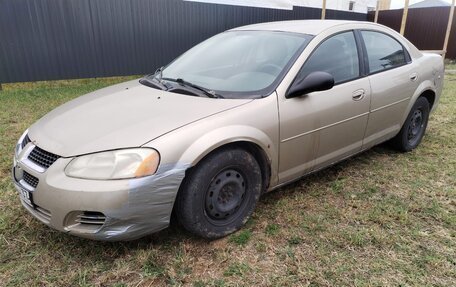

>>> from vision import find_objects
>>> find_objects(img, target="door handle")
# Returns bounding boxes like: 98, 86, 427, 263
410, 73, 418, 82
352, 89, 365, 101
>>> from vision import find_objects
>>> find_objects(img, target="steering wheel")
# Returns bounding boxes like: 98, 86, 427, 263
258, 63, 282, 75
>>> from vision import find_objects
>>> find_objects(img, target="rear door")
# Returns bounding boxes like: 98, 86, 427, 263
278, 31, 371, 182
360, 30, 420, 149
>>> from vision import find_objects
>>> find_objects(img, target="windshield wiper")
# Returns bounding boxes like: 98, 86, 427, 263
139, 77, 166, 90
140, 67, 168, 90
163, 77, 223, 99
154, 66, 164, 82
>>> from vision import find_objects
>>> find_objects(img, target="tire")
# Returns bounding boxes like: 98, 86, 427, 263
175, 148, 262, 239
390, 97, 430, 152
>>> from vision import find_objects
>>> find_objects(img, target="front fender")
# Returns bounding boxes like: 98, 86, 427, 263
145, 95, 280, 189
178, 125, 278, 189
180, 125, 275, 167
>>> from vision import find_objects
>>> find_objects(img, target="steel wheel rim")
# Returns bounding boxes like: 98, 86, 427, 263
407, 109, 424, 144
205, 168, 246, 221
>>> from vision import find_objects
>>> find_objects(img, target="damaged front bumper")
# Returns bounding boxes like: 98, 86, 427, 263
12, 151, 188, 241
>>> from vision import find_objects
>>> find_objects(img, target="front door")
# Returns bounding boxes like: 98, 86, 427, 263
278, 31, 371, 183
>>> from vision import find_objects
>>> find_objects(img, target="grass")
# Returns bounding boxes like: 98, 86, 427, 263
228, 230, 252, 246
445, 60, 456, 70
0, 72, 455, 286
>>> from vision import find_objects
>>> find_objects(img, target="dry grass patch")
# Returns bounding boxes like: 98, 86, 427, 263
0, 73, 455, 286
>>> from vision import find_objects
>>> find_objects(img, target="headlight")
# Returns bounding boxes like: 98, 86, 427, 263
65, 148, 160, 180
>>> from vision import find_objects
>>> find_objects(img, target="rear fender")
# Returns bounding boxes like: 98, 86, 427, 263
400, 80, 436, 126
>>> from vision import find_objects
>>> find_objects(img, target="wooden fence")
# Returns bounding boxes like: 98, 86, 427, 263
368, 6, 456, 59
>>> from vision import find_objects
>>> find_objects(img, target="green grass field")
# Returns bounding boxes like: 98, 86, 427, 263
0, 73, 455, 286
445, 60, 456, 70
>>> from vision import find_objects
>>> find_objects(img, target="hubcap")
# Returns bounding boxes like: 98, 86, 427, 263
407, 109, 423, 143
205, 169, 246, 220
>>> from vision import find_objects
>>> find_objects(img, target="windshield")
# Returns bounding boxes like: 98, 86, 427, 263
158, 31, 312, 98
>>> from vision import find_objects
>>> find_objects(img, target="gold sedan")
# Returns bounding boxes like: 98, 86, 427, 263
12, 20, 444, 240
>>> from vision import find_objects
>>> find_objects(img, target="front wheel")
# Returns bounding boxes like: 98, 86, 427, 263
390, 97, 430, 152
175, 148, 262, 239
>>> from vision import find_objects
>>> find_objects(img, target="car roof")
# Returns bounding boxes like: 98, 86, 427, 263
231, 20, 376, 36
231, 19, 422, 60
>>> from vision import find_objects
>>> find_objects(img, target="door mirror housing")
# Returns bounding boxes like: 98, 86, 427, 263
286, 71, 335, 99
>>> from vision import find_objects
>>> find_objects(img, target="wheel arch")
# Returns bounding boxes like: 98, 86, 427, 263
401, 81, 436, 126
170, 134, 274, 226
191, 140, 271, 193
177, 125, 277, 193
420, 89, 436, 110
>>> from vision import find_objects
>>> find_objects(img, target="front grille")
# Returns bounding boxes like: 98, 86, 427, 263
21, 134, 31, 149
76, 211, 106, 226
23, 171, 39, 188
28, 146, 60, 169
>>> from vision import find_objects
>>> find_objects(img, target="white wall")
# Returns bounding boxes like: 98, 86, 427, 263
186, 0, 378, 13
291, 0, 377, 12
185, 0, 294, 10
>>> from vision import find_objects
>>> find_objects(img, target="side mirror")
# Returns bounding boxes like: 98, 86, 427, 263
286, 71, 335, 99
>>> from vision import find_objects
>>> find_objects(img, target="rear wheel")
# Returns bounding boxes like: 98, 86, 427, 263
390, 97, 430, 152
175, 148, 262, 239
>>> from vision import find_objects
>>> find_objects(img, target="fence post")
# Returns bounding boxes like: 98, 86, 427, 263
374, 0, 380, 23
400, 0, 410, 35
321, 0, 326, 20
443, 0, 455, 59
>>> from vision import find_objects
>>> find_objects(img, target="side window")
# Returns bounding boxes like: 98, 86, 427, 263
361, 31, 406, 74
297, 31, 359, 84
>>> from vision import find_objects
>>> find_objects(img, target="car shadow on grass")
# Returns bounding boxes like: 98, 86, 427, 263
262, 143, 400, 200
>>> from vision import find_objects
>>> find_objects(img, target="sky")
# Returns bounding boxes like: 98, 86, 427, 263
390, 0, 453, 9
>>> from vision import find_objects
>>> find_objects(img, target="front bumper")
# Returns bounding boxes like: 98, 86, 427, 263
12, 144, 187, 241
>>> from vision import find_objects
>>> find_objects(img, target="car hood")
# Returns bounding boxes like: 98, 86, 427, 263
28, 80, 252, 157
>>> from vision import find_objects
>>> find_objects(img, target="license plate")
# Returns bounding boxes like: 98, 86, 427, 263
19, 188, 34, 207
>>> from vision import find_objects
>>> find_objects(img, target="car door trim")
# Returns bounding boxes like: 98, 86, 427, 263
281, 111, 370, 143
354, 30, 369, 77
370, 97, 411, 113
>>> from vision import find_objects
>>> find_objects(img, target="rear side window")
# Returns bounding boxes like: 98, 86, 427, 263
361, 31, 407, 74
297, 31, 359, 84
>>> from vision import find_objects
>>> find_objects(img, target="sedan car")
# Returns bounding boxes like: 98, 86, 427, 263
12, 20, 444, 241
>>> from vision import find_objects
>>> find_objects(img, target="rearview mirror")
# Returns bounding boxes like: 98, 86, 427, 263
286, 71, 335, 99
